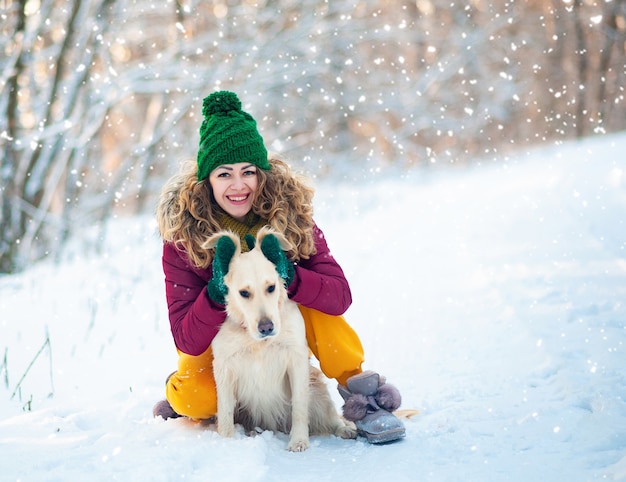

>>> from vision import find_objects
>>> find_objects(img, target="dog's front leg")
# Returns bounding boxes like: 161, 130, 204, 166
215, 364, 237, 438
286, 351, 311, 452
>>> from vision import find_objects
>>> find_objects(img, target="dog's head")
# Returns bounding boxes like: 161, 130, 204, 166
202, 227, 294, 341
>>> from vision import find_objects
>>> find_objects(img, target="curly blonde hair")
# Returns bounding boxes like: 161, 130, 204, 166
156, 157, 316, 268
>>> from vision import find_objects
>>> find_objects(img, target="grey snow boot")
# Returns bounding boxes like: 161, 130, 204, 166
152, 399, 182, 420
338, 371, 406, 444
153, 371, 183, 420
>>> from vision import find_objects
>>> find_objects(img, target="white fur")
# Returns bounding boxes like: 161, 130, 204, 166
203, 227, 356, 452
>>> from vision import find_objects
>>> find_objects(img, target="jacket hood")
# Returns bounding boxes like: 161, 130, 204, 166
156, 160, 196, 241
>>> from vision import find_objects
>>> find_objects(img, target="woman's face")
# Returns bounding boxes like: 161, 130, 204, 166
208, 163, 259, 222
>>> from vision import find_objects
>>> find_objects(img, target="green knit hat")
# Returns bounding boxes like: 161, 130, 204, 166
196, 91, 270, 181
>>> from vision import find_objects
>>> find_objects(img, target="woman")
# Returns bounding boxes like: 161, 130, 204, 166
152, 91, 405, 444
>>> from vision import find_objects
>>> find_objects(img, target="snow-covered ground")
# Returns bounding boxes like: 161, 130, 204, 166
1, 133, 625, 481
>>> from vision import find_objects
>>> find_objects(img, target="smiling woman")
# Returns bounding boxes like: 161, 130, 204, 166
153, 91, 405, 444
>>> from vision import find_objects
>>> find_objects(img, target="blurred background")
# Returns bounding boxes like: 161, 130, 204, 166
1, 0, 625, 273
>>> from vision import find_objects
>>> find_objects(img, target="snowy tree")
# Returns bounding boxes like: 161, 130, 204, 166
1, 0, 624, 272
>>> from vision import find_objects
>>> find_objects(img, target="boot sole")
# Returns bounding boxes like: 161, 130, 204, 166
360, 427, 406, 444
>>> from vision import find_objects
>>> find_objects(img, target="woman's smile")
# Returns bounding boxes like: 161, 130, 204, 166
226, 194, 249, 203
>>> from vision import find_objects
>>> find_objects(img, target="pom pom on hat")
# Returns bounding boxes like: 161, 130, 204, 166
202, 90, 241, 117
197, 91, 270, 181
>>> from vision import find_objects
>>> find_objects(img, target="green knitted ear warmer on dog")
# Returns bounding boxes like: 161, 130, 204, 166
196, 91, 270, 181
207, 235, 237, 305
260, 234, 295, 288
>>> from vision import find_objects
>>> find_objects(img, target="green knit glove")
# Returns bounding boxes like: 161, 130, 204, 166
260, 233, 295, 288
244, 234, 256, 251
207, 236, 237, 305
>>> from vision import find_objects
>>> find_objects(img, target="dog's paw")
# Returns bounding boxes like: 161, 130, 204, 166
217, 423, 236, 438
287, 438, 310, 452
335, 421, 358, 440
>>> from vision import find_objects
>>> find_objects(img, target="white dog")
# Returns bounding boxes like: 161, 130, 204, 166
202, 227, 357, 452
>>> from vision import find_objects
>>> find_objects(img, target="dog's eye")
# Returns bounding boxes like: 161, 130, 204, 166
267, 285, 275, 294
239, 290, 250, 298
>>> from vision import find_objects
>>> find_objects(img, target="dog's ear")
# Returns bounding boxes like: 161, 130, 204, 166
202, 230, 241, 252
255, 226, 293, 252
213, 235, 237, 269
206, 233, 239, 305
202, 232, 226, 250
260, 233, 295, 288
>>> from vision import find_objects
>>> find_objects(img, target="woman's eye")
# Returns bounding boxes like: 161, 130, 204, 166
243, 169, 256, 176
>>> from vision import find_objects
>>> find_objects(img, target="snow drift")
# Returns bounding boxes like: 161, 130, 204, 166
1, 133, 625, 481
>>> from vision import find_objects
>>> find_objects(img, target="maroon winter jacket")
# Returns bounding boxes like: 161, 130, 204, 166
162, 223, 352, 356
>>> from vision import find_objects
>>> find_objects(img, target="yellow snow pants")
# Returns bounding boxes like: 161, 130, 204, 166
165, 306, 364, 419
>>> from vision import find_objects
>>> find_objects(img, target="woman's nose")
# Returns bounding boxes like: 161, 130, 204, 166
231, 174, 244, 189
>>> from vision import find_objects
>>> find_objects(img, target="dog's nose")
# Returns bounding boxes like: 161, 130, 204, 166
258, 318, 275, 337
